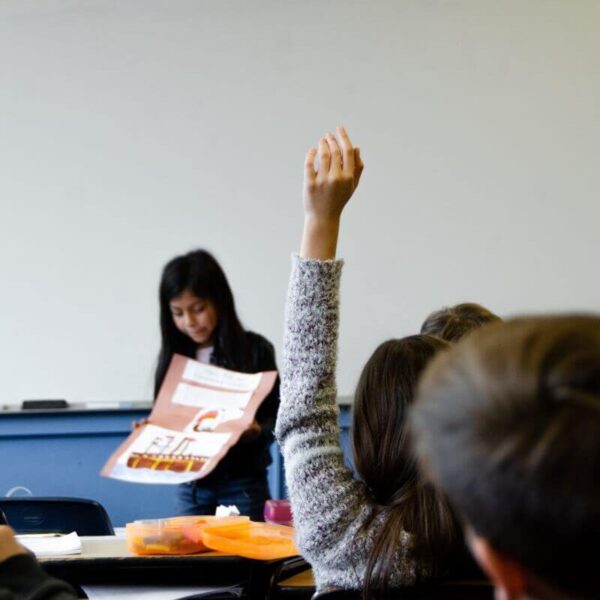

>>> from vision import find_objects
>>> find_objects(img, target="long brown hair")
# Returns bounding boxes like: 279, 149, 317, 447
352, 335, 462, 598
411, 316, 600, 598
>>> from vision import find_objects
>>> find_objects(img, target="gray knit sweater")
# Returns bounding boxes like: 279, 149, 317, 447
275, 255, 419, 591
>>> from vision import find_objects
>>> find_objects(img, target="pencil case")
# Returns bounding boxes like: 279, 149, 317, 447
200, 521, 298, 560
126, 516, 248, 555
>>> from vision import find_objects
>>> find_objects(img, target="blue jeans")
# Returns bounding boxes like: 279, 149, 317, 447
177, 473, 270, 521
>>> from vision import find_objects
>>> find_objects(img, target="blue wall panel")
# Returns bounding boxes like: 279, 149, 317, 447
0, 407, 351, 526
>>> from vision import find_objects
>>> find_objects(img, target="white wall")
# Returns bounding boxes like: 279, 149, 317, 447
1, 0, 599, 405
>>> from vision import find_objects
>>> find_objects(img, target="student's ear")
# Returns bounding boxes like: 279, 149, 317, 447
469, 535, 526, 600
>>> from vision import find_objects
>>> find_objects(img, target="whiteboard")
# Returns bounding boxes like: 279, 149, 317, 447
1, 0, 599, 405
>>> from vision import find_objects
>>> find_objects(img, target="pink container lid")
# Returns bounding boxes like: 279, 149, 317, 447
263, 499, 293, 526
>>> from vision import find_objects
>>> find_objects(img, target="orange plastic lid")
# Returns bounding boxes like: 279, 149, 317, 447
126, 516, 248, 556
200, 521, 298, 560
167, 515, 249, 544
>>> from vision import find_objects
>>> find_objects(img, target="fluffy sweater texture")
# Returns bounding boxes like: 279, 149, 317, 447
275, 255, 420, 591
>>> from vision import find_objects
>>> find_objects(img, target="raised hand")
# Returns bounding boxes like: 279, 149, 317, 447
301, 127, 364, 260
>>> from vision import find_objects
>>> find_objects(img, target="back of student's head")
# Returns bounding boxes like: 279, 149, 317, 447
352, 335, 463, 596
421, 303, 500, 342
410, 316, 600, 598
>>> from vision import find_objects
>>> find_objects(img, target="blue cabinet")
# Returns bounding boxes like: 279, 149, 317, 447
0, 405, 351, 526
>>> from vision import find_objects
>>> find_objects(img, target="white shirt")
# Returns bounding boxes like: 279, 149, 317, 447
195, 345, 214, 364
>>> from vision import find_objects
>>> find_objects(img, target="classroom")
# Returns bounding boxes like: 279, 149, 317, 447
1, 1, 598, 599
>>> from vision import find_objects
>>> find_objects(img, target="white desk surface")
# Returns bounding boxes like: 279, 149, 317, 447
40, 536, 234, 563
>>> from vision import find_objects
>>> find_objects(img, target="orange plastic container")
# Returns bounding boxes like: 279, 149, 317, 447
126, 516, 248, 555
200, 521, 298, 560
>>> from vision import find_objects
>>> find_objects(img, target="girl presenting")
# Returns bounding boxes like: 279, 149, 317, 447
156, 249, 279, 520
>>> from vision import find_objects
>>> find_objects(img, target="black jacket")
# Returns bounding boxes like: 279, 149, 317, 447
0, 554, 78, 600
204, 331, 280, 481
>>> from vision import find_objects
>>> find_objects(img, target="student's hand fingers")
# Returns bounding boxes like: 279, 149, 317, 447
317, 137, 331, 181
326, 133, 342, 175
354, 147, 364, 187
337, 126, 355, 177
300, 128, 363, 258
0, 526, 28, 563
302, 129, 362, 220
304, 148, 317, 189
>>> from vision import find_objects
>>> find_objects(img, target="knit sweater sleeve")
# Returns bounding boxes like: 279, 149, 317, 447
275, 255, 414, 591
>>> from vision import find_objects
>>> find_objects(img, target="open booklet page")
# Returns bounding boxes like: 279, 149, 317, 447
101, 354, 277, 484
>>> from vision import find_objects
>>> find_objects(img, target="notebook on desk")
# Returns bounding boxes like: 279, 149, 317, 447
16, 532, 81, 556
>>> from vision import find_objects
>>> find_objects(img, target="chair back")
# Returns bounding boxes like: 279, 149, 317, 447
0, 497, 114, 535
267, 556, 311, 599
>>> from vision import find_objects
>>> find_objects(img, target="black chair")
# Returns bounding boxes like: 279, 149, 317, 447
267, 556, 312, 599
0, 497, 114, 535
311, 579, 494, 600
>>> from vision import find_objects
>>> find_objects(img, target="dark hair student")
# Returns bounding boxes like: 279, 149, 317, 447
155, 249, 280, 520
275, 127, 465, 597
420, 302, 500, 342
352, 336, 463, 596
156, 249, 251, 396
410, 316, 600, 600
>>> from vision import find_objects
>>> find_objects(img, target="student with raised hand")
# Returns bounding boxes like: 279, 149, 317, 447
156, 250, 280, 520
275, 128, 464, 596
410, 316, 600, 600
420, 303, 500, 342
0, 526, 78, 600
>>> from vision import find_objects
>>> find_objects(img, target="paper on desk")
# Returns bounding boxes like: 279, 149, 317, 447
17, 531, 81, 556
81, 585, 243, 600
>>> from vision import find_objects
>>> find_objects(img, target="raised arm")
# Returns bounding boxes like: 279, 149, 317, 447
276, 128, 376, 591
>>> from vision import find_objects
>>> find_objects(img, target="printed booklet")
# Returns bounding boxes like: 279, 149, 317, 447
102, 354, 277, 484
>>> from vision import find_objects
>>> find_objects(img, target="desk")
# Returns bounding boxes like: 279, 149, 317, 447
40, 536, 291, 599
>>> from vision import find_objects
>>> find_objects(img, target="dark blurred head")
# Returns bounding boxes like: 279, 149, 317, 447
411, 316, 600, 599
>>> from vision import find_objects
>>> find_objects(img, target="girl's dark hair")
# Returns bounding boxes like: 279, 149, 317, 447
411, 316, 600, 598
154, 249, 250, 398
352, 335, 462, 598
421, 303, 500, 342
